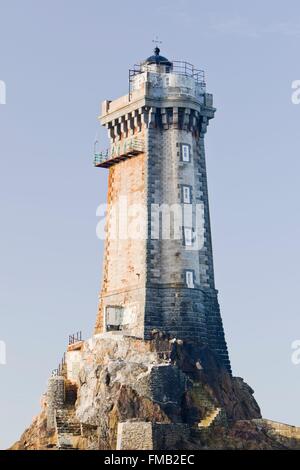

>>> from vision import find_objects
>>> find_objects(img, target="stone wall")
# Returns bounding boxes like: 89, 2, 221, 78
116, 422, 153, 450
46, 376, 65, 431
253, 419, 300, 441
116, 422, 191, 450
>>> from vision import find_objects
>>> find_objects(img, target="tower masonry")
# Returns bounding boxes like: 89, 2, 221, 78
94, 48, 231, 373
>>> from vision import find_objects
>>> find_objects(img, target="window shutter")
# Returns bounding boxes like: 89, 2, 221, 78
183, 186, 191, 203
186, 271, 194, 288
184, 227, 193, 246
182, 144, 190, 162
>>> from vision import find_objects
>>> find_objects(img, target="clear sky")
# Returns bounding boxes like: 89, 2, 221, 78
1, 0, 300, 449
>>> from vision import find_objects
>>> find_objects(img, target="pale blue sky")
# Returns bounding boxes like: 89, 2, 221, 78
1, 0, 300, 449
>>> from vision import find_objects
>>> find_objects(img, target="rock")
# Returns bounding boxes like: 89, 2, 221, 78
11, 333, 300, 450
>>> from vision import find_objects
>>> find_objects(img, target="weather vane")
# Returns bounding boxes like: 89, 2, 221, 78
152, 36, 162, 55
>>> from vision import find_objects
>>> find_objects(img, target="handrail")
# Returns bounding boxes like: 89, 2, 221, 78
94, 138, 144, 167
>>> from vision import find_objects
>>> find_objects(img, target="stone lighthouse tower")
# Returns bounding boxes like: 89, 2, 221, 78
95, 48, 231, 373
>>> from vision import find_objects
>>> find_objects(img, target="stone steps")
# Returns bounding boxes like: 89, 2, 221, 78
190, 384, 226, 429
198, 407, 222, 428
55, 407, 82, 448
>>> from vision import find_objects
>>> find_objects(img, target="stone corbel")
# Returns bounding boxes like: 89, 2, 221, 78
148, 107, 156, 128
183, 108, 190, 130
141, 107, 150, 128
133, 110, 139, 131
199, 116, 208, 135
106, 122, 115, 142
128, 112, 135, 135
191, 111, 197, 132
120, 116, 128, 138
137, 108, 143, 132
114, 119, 121, 141
161, 107, 168, 130
173, 107, 179, 129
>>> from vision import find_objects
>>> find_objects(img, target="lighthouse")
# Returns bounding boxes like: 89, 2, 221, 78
94, 48, 231, 373
16, 48, 266, 451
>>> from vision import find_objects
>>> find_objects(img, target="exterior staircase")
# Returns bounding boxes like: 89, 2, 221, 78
198, 407, 222, 428
55, 407, 82, 449
189, 383, 226, 429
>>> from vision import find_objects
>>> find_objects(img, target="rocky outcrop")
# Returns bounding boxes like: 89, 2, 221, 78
10, 405, 56, 450
11, 333, 300, 450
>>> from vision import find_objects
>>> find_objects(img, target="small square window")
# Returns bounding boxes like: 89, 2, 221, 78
184, 227, 193, 246
182, 186, 191, 204
186, 270, 194, 288
181, 144, 191, 162
106, 306, 124, 331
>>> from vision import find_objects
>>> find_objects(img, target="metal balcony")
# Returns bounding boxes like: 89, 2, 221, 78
129, 60, 206, 98
94, 138, 144, 168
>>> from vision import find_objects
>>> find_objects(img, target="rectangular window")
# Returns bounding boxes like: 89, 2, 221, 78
106, 306, 124, 331
181, 144, 191, 162
182, 185, 191, 204
184, 227, 193, 246
186, 270, 194, 288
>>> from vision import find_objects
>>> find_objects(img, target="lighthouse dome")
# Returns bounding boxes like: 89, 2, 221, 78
144, 47, 172, 67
